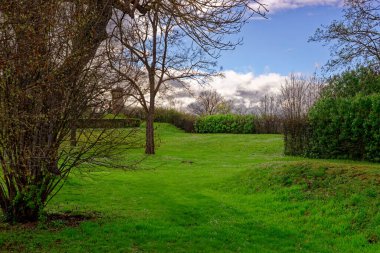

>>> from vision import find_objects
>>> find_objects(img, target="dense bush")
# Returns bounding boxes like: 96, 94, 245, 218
195, 114, 255, 134
154, 108, 196, 133
283, 68, 380, 162
323, 67, 380, 98
306, 94, 380, 162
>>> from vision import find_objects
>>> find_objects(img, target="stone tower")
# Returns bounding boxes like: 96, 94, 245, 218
111, 87, 125, 114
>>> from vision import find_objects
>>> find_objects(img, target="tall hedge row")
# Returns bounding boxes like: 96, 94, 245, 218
195, 114, 255, 134
306, 94, 380, 162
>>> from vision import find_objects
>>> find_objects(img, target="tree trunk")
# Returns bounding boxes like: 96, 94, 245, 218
145, 112, 155, 155
4, 191, 42, 223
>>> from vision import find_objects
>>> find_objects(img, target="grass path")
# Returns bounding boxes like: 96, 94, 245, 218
1, 123, 379, 252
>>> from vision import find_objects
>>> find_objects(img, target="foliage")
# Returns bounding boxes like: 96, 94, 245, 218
323, 67, 380, 98
195, 114, 255, 134
307, 94, 380, 162
283, 68, 380, 161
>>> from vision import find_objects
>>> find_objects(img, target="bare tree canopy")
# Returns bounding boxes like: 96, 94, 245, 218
107, 8, 216, 154
280, 74, 323, 120
310, 0, 380, 71
188, 90, 232, 116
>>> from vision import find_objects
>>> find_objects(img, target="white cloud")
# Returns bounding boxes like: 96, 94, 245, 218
173, 70, 287, 107
251, 0, 343, 13
209, 70, 286, 103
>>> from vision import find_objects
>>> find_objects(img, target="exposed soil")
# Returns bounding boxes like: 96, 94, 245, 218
0, 211, 99, 231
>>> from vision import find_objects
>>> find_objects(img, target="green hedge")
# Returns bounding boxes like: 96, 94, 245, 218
306, 94, 380, 162
195, 114, 255, 134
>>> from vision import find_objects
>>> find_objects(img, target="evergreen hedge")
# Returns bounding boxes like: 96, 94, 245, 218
195, 114, 255, 134
306, 94, 380, 162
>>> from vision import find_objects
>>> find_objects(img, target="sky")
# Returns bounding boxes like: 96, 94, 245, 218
173, 0, 345, 109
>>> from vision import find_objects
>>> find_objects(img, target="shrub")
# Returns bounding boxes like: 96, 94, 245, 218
306, 94, 380, 162
323, 67, 380, 98
195, 114, 255, 134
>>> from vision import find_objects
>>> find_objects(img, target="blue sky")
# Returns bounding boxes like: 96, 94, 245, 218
218, 4, 342, 76
174, 1, 346, 108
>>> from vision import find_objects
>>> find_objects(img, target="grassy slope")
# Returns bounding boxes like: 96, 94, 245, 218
0, 123, 379, 252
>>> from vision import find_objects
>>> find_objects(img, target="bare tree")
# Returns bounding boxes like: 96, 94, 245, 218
310, 0, 380, 71
187, 90, 232, 116
253, 94, 282, 133
107, 10, 216, 154
279, 73, 323, 155
279, 74, 323, 120
258, 94, 279, 117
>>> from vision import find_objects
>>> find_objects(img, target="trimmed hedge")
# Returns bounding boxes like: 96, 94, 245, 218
306, 94, 380, 162
195, 114, 255, 134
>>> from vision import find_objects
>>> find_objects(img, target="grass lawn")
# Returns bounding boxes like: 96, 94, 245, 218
1, 123, 379, 252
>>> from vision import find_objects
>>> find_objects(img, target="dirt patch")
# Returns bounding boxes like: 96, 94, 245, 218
45, 212, 98, 228
0, 211, 99, 231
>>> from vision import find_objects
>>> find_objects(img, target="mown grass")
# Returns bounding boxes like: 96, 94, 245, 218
0, 123, 379, 252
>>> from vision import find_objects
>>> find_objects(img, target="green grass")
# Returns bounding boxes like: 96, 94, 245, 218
1, 123, 379, 252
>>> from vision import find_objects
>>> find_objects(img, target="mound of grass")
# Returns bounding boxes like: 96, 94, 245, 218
219, 162, 380, 248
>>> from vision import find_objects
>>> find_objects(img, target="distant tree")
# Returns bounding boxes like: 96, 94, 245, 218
310, 0, 380, 71
254, 94, 282, 133
280, 74, 323, 120
258, 94, 279, 117
188, 90, 232, 116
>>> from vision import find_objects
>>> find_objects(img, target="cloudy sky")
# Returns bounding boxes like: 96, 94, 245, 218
174, 0, 344, 108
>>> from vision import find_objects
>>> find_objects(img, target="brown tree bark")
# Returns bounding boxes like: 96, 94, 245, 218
145, 111, 155, 155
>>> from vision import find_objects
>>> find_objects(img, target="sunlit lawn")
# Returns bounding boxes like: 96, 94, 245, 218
0, 123, 379, 252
